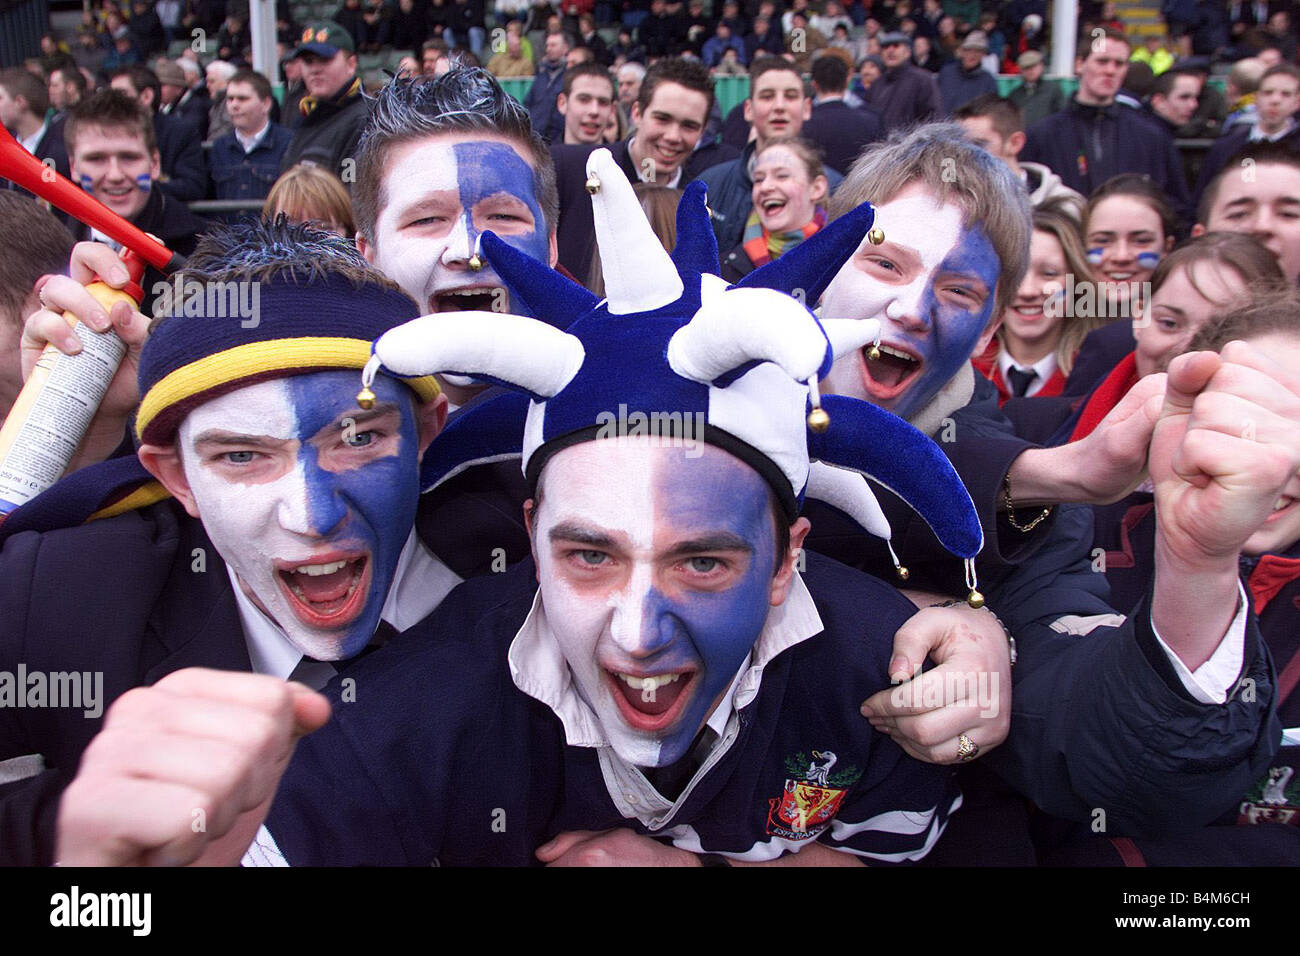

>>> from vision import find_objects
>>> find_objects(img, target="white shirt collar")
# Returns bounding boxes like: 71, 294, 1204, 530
228, 530, 461, 684
507, 571, 824, 751
1251, 116, 1298, 142
996, 348, 1058, 397
19, 118, 48, 155
235, 120, 271, 153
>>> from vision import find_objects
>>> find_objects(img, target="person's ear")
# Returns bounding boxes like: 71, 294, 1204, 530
631, 101, 644, 127
1190, 222, 1206, 238
547, 229, 559, 267
770, 517, 812, 606
973, 308, 1003, 357
138, 443, 199, 518
415, 392, 448, 458
1006, 130, 1026, 157
149, 149, 162, 183
742, 97, 754, 124
800, 98, 811, 121
809, 173, 829, 204
557, 92, 569, 115
522, 497, 542, 583
356, 232, 376, 263
1163, 233, 1175, 252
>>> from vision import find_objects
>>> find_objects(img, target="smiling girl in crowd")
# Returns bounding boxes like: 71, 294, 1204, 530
1084, 173, 1178, 323
974, 205, 1103, 404
721, 136, 829, 282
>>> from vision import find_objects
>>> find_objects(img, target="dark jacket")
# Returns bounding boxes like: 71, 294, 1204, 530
1021, 98, 1193, 228
551, 136, 741, 282
937, 61, 999, 116
744, 25, 785, 61
524, 61, 566, 145
281, 76, 369, 184
803, 98, 884, 175
153, 110, 209, 202
693, 139, 843, 262
1006, 78, 1065, 128
861, 61, 941, 133
4, 116, 70, 205
209, 121, 294, 202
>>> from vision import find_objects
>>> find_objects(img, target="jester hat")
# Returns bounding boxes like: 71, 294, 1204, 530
362, 150, 986, 600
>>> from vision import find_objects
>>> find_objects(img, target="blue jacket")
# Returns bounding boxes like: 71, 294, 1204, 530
524, 62, 567, 145
266, 554, 958, 865
937, 61, 999, 116
209, 122, 294, 202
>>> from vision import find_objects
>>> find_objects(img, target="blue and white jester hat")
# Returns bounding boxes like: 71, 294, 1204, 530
361, 149, 987, 602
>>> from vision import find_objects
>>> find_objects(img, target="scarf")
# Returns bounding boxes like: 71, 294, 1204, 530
1069, 351, 1139, 442
742, 205, 826, 269
300, 75, 363, 117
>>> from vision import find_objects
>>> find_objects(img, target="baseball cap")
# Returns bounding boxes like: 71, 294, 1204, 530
292, 20, 355, 59
879, 31, 912, 48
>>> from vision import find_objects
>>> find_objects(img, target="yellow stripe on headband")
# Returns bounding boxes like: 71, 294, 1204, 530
136, 337, 441, 441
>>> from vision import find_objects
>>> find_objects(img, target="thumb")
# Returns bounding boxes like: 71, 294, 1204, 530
536, 830, 602, 862
1160, 351, 1220, 422
887, 610, 945, 684
287, 683, 332, 739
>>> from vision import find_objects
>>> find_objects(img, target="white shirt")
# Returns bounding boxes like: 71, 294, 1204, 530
19, 119, 48, 155
235, 121, 271, 154
229, 530, 462, 688
996, 349, 1058, 398
1250, 116, 1298, 142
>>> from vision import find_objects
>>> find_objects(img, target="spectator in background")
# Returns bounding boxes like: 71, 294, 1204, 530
206, 60, 238, 143
815, 1, 854, 37
110, 65, 209, 203
210, 70, 294, 206
853, 54, 885, 100
128, 0, 166, 60
1263, 10, 1298, 62
702, 22, 746, 69
0, 194, 75, 419
973, 206, 1101, 404
566, 46, 594, 69
937, 30, 997, 115
1222, 57, 1266, 133
696, 57, 844, 253
1145, 67, 1202, 139
976, 10, 1006, 66
587, 182, 681, 295
280, 55, 306, 129
487, 22, 535, 78
577, 13, 609, 66
616, 61, 645, 120
912, 35, 945, 72
1021, 28, 1191, 227
557, 63, 616, 145
524, 32, 570, 144
788, 11, 830, 73
862, 32, 940, 132
47, 64, 87, 121
216, 13, 251, 61
719, 0, 749, 38
422, 39, 450, 75
449, 0, 487, 59
166, 57, 210, 138
1006, 50, 1062, 127
746, 16, 786, 62
942, 0, 980, 31
954, 94, 1087, 221
682, 0, 711, 57
0, 69, 70, 191
1130, 33, 1175, 75
610, 28, 646, 66
263, 163, 357, 238
103, 25, 141, 72
1192, 143, 1300, 285
804, 54, 883, 176
720, 136, 829, 281
389, 0, 431, 53
639, 0, 685, 59
281, 21, 368, 184
1196, 64, 1300, 204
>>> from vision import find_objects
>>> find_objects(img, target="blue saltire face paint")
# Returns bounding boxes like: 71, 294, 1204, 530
177, 370, 422, 661
534, 439, 783, 768
366, 134, 551, 318
821, 187, 1001, 421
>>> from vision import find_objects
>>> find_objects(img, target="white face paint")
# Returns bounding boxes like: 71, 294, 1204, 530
365, 133, 551, 318
533, 438, 780, 767
177, 375, 419, 661
820, 183, 1000, 419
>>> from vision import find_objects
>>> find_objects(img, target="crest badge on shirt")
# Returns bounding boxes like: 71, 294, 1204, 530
766, 750, 862, 841
1237, 758, 1299, 826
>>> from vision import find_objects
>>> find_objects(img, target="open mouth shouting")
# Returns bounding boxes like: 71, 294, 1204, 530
604, 667, 697, 732
429, 285, 508, 314
860, 341, 923, 400
275, 552, 371, 629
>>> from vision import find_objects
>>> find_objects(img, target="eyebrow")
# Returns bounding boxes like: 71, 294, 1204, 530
548, 522, 618, 549
192, 432, 289, 448
330, 402, 399, 429
665, 532, 754, 557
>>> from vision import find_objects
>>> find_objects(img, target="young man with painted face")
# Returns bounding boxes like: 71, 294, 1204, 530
813, 124, 1288, 846
0, 219, 449, 865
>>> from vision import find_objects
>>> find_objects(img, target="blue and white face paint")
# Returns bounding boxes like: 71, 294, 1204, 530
820, 184, 1000, 420
367, 133, 551, 318
178, 370, 421, 661
534, 439, 782, 768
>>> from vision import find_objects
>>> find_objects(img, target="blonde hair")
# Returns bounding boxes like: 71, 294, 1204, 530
262, 163, 357, 238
